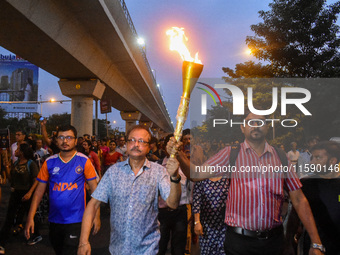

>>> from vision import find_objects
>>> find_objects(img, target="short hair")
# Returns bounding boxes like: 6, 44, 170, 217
307, 136, 320, 144
311, 141, 340, 162
83, 139, 92, 147
127, 125, 152, 142
16, 129, 27, 136
164, 134, 174, 146
19, 143, 34, 160
57, 125, 77, 138
83, 134, 91, 139
182, 129, 190, 137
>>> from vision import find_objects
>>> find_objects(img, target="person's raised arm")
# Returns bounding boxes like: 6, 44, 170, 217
165, 157, 181, 209
166, 137, 212, 182
40, 120, 51, 147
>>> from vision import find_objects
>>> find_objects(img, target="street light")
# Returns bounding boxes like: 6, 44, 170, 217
137, 37, 146, 54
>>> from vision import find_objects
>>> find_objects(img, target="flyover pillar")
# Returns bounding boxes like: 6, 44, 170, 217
120, 111, 142, 133
58, 80, 105, 137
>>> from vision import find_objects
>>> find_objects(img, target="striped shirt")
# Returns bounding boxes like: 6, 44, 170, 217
205, 140, 302, 231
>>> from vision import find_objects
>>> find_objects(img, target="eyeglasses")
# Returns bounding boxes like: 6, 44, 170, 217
127, 138, 149, 146
57, 136, 76, 141
246, 120, 266, 126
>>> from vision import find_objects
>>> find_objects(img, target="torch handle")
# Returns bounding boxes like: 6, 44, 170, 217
170, 96, 190, 158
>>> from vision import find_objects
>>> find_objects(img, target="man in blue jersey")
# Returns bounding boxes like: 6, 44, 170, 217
25, 125, 100, 255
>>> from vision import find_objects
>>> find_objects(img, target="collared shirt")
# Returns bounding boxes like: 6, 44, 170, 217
297, 150, 313, 178
92, 158, 171, 255
205, 140, 302, 231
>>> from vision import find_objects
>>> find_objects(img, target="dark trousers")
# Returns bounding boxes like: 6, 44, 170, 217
224, 226, 284, 255
0, 189, 40, 244
49, 222, 81, 255
157, 205, 188, 255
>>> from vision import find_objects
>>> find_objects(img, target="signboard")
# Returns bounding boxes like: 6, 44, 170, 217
0, 54, 39, 113
100, 99, 112, 114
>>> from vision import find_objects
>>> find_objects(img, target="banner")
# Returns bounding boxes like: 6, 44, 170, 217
0, 54, 39, 113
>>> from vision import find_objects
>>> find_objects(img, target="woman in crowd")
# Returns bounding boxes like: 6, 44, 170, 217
193, 177, 229, 255
82, 140, 101, 178
0, 143, 41, 253
102, 140, 123, 175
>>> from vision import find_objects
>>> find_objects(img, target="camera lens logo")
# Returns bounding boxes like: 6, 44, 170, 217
197, 82, 223, 115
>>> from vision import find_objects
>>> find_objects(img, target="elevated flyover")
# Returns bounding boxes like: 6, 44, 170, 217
0, 0, 173, 135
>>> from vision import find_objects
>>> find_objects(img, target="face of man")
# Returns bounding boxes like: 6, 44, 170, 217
118, 137, 125, 147
127, 129, 150, 160
15, 132, 25, 143
36, 140, 43, 149
240, 113, 268, 143
182, 134, 192, 146
57, 130, 77, 152
310, 149, 338, 176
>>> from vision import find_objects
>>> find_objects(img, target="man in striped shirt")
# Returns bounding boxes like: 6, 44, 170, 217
168, 112, 324, 255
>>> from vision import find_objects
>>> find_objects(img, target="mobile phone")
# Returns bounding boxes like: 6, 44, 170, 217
39, 117, 44, 121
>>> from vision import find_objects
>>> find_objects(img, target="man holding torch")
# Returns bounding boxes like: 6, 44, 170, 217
167, 112, 325, 255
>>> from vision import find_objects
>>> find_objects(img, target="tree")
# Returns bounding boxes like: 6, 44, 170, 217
217, 0, 340, 145
246, 0, 340, 77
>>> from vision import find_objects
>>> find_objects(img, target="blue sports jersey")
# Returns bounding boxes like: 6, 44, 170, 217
37, 152, 97, 224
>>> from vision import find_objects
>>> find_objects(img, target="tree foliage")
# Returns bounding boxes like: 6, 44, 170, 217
246, 0, 340, 77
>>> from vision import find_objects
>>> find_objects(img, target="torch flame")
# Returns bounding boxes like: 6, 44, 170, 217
166, 27, 202, 64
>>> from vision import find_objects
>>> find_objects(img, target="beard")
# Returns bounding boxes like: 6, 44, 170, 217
248, 129, 265, 142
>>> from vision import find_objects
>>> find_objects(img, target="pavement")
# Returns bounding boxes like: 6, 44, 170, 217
0, 183, 200, 255
0, 183, 110, 255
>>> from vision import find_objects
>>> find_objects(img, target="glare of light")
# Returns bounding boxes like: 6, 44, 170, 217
50, 98, 55, 102
157, 84, 160, 88
113, 120, 116, 124
245, 48, 252, 55
137, 37, 145, 46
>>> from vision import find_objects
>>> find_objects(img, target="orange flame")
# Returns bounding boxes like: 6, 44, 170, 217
166, 27, 202, 64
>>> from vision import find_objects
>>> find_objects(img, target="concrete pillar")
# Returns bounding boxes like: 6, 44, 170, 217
120, 111, 142, 133
58, 79, 105, 137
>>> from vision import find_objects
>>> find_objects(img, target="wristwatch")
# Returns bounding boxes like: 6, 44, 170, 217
311, 243, 326, 253
170, 175, 181, 183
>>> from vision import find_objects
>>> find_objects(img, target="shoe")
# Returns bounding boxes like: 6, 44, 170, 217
12, 224, 23, 235
27, 235, 42, 245
0, 245, 5, 254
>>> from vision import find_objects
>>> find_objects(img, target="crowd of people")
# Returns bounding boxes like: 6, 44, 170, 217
0, 113, 339, 255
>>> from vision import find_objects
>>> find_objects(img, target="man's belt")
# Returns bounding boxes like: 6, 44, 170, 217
227, 225, 283, 240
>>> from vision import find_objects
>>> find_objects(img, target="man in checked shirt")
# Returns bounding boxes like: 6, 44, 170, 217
167, 112, 325, 255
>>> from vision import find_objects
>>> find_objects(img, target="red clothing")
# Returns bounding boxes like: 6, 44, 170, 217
87, 151, 101, 172
103, 151, 122, 166
205, 140, 302, 231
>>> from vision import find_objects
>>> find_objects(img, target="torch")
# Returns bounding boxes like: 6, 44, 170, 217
166, 27, 204, 158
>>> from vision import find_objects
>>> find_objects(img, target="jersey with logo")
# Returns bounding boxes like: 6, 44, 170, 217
37, 152, 97, 224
